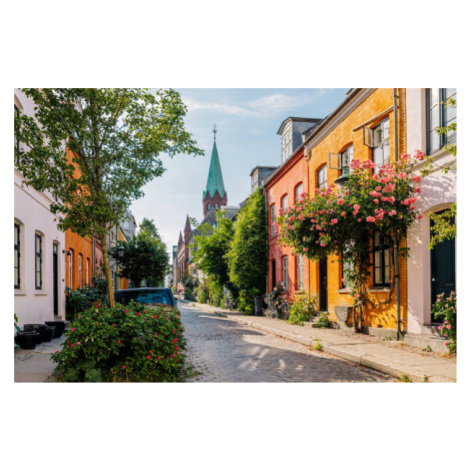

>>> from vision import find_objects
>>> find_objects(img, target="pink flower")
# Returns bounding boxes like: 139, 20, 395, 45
125, 310, 129, 313
438, 325, 443, 330
331, 218, 338, 224
354, 204, 360, 211
122, 365, 126, 369
444, 332, 448, 336
303, 248, 308, 252
147, 355, 151, 359
447, 324, 451, 330
71, 344, 74, 347
374, 199, 379, 204
77, 342, 81, 345
320, 243, 326, 247
388, 210, 397, 216
414, 150, 426, 161
412, 176, 420, 183
444, 342, 448, 346
357, 218, 362, 222
117, 340, 121, 343
337, 199, 344, 205
366, 216, 376, 223
341, 211, 345, 217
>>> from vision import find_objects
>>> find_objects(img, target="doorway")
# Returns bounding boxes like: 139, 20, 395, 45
53, 243, 58, 317
319, 257, 328, 312
430, 211, 456, 322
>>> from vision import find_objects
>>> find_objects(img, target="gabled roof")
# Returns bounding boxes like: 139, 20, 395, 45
203, 140, 226, 199
184, 215, 192, 233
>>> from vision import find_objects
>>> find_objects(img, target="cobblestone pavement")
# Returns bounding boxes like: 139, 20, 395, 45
181, 303, 394, 382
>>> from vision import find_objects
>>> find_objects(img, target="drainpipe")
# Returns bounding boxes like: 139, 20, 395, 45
92, 236, 96, 279
393, 88, 402, 340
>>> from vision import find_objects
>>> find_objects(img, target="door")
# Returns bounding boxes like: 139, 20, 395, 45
431, 212, 455, 322
53, 244, 58, 317
319, 257, 328, 311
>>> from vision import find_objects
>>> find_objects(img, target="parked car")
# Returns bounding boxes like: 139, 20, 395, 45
115, 288, 178, 311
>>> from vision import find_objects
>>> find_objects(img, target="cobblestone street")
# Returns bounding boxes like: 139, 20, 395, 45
181, 303, 394, 382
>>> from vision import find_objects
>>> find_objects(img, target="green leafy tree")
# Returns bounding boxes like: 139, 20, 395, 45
191, 210, 238, 302
139, 218, 160, 239
227, 188, 268, 314
110, 230, 169, 288
14, 88, 202, 306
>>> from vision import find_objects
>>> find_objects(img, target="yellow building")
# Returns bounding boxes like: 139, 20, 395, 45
304, 88, 408, 336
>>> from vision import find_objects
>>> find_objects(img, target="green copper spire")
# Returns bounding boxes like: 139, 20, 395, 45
203, 125, 226, 199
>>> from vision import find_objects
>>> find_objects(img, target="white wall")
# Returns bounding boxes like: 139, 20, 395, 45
406, 88, 457, 334
14, 88, 66, 327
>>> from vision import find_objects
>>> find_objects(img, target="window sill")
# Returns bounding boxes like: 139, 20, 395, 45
369, 287, 391, 293
34, 290, 47, 296
338, 288, 352, 294
15, 289, 27, 296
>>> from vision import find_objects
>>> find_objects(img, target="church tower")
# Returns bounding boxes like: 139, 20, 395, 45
203, 124, 227, 216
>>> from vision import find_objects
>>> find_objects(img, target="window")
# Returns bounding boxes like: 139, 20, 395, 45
341, 255, 353, 289
281, 130, 293, 163
296, 254, 304, 290
270, 204, 276, 236
282, 256, 288, 290
317, 165, 327, 189
78, 254, 83, 288
340, 145, 353, 176
14, 224, 20, 289
35, 234, 42, 290
372, 118, 390, 172
427, 88, 457, 154
207, 203, 211, 211
215, 203, 219, 210
86, 258, 90, 285
295, 183, 303, 202
68, 250, 73, 288
281, 195, 288, 212
373, 232, 391, 287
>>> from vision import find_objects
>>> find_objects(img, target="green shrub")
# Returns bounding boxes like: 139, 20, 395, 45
51, 301, 186, 382
432, 291, 457, 354
288, 292, 317, 325
65, 277, 108, 321
314, 312, 331, 329
196, 283, 209, 304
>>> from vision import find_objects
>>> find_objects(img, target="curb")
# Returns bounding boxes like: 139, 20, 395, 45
188, 302, 456, 383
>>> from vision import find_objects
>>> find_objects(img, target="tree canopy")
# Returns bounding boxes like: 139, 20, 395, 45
15, 88, 202, 305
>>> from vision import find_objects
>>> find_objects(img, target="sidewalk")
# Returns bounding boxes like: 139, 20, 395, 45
14, 336, 64, 383
181, 300, 457, 383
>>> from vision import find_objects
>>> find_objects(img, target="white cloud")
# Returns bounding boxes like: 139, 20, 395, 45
185, 90, 329, 118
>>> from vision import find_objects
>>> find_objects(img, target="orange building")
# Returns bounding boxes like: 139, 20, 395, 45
304, 89, 408, 336
64, 147, 103, 289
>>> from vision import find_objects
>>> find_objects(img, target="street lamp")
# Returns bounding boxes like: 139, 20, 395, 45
117, 244, 125, 258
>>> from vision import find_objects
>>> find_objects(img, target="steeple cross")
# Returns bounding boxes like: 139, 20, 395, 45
213, 123, 217, 141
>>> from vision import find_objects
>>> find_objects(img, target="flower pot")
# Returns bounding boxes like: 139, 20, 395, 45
44, 326, 56, 342
45, 321, 65, 338
17, 331, 39, 350
24, 324, 48, 344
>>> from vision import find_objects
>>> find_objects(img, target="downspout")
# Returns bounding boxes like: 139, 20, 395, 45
393, 88, 402, 340
92, 236, 96, 279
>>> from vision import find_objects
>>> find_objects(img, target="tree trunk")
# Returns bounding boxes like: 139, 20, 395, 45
99, 231, 115, 308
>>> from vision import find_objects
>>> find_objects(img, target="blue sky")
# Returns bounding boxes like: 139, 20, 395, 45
129, 88, 349, 254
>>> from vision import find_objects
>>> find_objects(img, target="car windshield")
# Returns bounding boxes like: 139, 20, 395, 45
116, 290, 173, 306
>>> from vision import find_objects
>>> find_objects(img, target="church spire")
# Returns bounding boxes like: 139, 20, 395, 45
203, 125, 226, 200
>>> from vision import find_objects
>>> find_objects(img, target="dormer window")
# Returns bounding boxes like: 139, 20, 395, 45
281, 129, 293, 163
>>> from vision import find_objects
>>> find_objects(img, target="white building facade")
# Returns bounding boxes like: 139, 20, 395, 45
14, 88, 66, 327
405, 88, 456, 349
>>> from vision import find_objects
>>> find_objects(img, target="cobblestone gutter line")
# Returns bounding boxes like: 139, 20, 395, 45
184, 301, 456, 383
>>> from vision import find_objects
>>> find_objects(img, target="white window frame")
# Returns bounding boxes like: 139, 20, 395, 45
35, 233, 43, 290
282, 256, 288, 290
317, 165, 327, 189
372, 118, 390, 172
14, 223, 21, 289
295, 183, 303, 202
78, 254, 83, 288
68, 250, 73, 288
281, 195, 288, 212
296, 254, 304, 290
86, 258, 90, 285
270, 204, 276, 236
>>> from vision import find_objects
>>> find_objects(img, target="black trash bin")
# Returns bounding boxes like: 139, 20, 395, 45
44, 326, 56, 342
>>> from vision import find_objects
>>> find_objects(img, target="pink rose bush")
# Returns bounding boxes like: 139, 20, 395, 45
277, 153, 424, 302
431, 291, 457, 354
